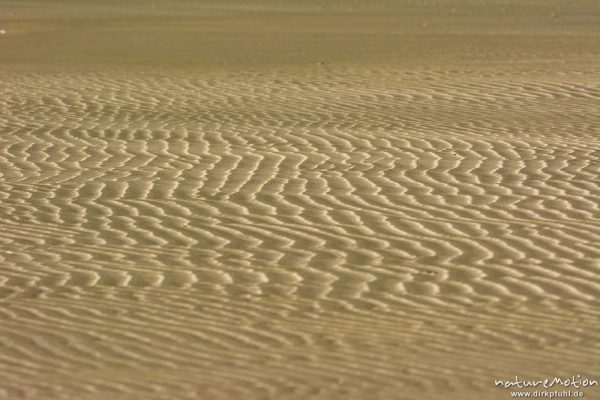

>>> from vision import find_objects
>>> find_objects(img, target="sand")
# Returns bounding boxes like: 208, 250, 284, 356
1, 1, 599, 399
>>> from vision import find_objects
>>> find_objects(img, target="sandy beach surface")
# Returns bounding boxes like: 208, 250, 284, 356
1, 1, 599, 399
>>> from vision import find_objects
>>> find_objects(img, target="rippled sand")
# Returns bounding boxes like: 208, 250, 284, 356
1, 1, 599, 399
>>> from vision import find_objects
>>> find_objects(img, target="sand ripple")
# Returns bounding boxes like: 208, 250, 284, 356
1, 3, 600, 396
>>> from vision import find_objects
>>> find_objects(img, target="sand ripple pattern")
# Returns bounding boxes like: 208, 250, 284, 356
1, 68, 599, 400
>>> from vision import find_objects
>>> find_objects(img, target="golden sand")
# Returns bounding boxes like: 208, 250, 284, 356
1, 1, 599, 399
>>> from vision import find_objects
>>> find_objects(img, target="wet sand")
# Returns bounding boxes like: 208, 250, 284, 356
1, 1, 599, 399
